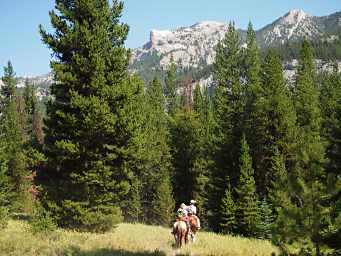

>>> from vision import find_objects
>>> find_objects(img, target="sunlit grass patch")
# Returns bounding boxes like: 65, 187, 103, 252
0, 220, 279, 256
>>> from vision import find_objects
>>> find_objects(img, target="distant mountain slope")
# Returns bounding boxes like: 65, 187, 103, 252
5, 10, 341, 93
131, 9, 341, 77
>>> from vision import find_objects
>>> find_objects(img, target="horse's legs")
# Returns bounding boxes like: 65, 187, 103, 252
179, 232, 183, 248
191, 231, 196, 243
184, 229, 189, 244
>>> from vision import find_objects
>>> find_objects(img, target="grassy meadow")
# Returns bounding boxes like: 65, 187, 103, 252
0, 220, 279, 256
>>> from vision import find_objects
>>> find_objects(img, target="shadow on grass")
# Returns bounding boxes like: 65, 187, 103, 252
62, 247, 167, 256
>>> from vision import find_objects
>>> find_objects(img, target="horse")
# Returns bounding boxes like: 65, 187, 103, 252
188, 215, 200, 243
172, 220, 188, 248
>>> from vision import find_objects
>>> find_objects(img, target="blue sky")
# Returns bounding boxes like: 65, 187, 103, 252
0, 0, 340, 76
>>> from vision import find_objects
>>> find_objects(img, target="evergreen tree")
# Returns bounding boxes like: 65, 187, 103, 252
151, 175, 175, 226
144, 78, 175, 225
0, 61, 30, 213
219, 180, 236, 234
165, 56, 178, 115
235, 135, 259, 236
319, 65, 341, 254
32, 107, 44, 145
23, 80, 37, 114
244, 22, 261, 89
23, 80, 37, 125
38, 0, 146, 231
256, 198, 274, 239
281, 40, 329, 255
171, 108, 201, 206
210, 22, 244, 231
192, 85, 214, 225
193, 84, 204, 116
319, 64, 341, 175
251, 49, 297, 196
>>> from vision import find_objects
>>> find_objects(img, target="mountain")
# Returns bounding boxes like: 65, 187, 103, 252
131, 9, 341, 77
16, 73, 53, 99
131, 21, 229, 71
4, 10, 341, 94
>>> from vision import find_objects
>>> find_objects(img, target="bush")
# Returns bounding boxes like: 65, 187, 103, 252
81, 207, 123, 233
0, 206, 9, 230
29, 201, 56, 234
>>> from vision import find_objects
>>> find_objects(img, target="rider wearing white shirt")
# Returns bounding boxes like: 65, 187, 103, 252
189, 200, 197, 215
189, 200, 200, 229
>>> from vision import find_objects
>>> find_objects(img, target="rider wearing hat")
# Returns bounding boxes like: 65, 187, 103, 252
189, 199, 200, 229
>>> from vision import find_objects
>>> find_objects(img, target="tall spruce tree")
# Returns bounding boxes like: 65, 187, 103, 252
243, 21, 261, 125
192, 85, 214, 225
250, 49, 297, 196
171, 108, 201, 207
38, 0, 146, 231
210, 22, 244, 231
244, 22, 261, 89
281, 40, 329, 255
0, 61, 30, 212
235, 135, 259, 236
219, 179, 236, 234
320, 65, 341, 175
165, 56, 178, 115
144, 77, 175, 225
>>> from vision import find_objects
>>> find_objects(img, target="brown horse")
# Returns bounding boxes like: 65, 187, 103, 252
172, 220, 188, 248
188, 215, 200, 243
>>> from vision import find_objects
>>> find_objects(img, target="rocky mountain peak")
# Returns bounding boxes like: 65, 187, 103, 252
131, 9, 341, 79
281, 9, 310, 25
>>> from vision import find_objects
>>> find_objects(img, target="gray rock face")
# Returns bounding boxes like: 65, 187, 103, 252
131, 9, 341, 71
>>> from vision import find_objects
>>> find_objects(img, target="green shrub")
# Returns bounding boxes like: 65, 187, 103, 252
0, 206, 9, 229
29, 201, 56, 234
81, 207, 123, 233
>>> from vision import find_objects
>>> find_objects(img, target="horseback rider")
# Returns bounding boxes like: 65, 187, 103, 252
189, 199, 201, 229
177, 203, 191, 229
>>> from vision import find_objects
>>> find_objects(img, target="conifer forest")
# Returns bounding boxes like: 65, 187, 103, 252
1, 1, 341, 256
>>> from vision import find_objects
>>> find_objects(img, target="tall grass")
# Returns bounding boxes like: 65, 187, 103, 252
0, 220, 279, 256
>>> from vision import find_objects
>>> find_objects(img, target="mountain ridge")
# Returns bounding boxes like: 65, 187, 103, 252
131, 9, 341, 76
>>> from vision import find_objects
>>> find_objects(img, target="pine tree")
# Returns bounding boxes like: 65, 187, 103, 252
171, 108, 201, 206
219, 180, 236, 234
243, 21, 262, 150
0, 138, 11, 229
250, 49, 297, 196
210, 22, 244, 231
23, 80, 42, 144
319, 64, 341, 175
151, 175, 175, 226
192, 85, 214, 226
38, 0, 146, 231
144, 77, 175, 225
165, 56, 178, 115
281, 40, 329, 255
235, 135, 259, 236
244, 22, 261, 89
23, 80, 37, 127
193, 85, 203, 115
0, 61, 30, 213
32, 107, 44, 145
256, 198, 274, 239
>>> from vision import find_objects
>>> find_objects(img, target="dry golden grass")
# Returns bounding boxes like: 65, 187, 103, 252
0, 220, 279, 256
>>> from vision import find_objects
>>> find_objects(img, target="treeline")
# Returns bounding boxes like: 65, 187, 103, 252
272, 32, 341, 61
0, 62, 44, 223
0, 1, 341, 256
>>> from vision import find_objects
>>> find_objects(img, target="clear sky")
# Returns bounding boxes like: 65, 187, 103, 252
0, 0, 340, 76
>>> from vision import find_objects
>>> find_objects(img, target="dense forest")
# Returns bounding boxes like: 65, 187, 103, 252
0, 1, 341, 256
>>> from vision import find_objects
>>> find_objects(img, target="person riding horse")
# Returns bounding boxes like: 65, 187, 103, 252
188, 200, 200, 230
172, 200, 201, 246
